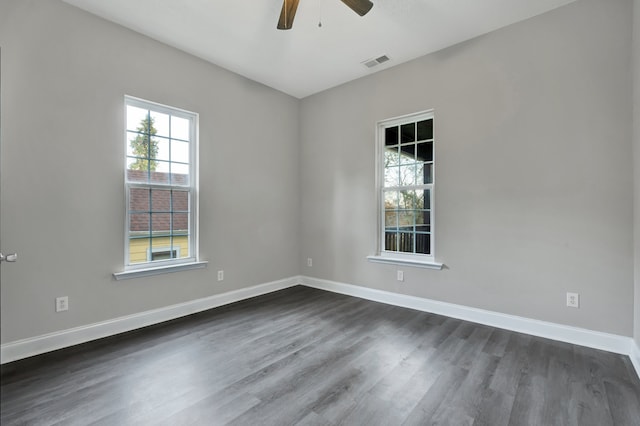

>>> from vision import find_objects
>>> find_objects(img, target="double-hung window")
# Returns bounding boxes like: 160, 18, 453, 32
123, 96, 199, 272
369, 110, 442, 269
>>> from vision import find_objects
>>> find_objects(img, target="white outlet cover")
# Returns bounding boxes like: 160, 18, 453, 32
56, 296, 69, 312
566, 292, 579, 308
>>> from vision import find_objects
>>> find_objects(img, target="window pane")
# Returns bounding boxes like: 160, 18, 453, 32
156, 137, 170, 162
171, 140, 190, 164
385, 232, 398, 251
129, 188, 149, 212
127, 159, 150, 182
127, 128, 164, 173
127, 131, 145, 158
150, 237, 174, 260
127, 153, 155, 172
385, 126, 398, 146
152, 159, 170, 174
399, 190, 414, 210
171, 163, 190, 185
385, 211, 398, 229
423, 189, 431, 210
417, 163, 433, 184
416, 233, 431, 254
384, 166, 399, 187
398, 233, 414, 253
127, 106, 148, 131
150, 213, 171, 235
174, 235, 189, 259
415, 189, 426, 210
385, 147, 399, 167
417, 119, 433, 140
129, 236, 150, 264
384, 191, 398, 210
398, 210, 414, 228
150, 111, 170, 138
129, 213, 150, 233
400, 144, 415, 164
401, 123, 415, 143
399, 164, 416, 186
173, 213, 189, 233
171, 116, 190, 141
149, 168, 170, 185
173, 190, 189, 212
415, 210, 430, 227
127, 128, 158, 161
151, 189, 172, 212
416, 141, 433, 162
400, 190, 428, 210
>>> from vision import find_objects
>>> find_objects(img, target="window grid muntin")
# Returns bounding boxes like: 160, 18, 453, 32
125, 106, 191, 187
124, 96, 197, 269
129, 186, 190, 258
379, 111, 434, 258
126, 184, 193, 264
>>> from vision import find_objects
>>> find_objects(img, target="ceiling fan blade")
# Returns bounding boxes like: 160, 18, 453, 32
277, 0, 300, 30
340, 0, 373, 16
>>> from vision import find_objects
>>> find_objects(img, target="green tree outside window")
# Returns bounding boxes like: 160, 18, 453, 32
129, 115, 159, 171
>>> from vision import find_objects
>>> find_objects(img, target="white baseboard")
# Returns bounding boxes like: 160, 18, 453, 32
1, 276, 301, 364
4, 274, 639, 382
301, 276, 638, 364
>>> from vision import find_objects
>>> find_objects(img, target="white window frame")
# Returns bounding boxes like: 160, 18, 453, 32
368, 110, 443, 270
114, 96, 206, 280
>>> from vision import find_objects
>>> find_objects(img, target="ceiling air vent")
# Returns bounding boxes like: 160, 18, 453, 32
362, 55, 390, 69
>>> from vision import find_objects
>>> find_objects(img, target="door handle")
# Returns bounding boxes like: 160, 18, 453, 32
0, 252, 18, 262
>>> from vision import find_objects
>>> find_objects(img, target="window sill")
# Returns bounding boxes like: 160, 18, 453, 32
366, 255, 443, 270
113, 261, 208, 281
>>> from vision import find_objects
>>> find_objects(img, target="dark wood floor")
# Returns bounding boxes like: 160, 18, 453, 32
2, 286, 639, 425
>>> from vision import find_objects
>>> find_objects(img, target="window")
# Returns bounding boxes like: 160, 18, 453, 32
369, 110, 442, 269
124, 96, 198, 271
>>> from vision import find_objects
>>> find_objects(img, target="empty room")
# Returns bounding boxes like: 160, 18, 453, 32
1, 0, 640, 424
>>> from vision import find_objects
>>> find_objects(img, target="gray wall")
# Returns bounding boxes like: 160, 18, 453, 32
0, 0, 300, 343
634, 0, 640, 347
300, 0, 635, 336
1, 0, 637, 346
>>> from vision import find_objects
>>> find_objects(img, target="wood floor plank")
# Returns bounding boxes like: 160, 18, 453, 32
472, 388, 515, 426
604, 379, 640, 425
507, 372, 547, 426
489, 332, 532, 397
401, 364, 469, 425
482, 328, 512, 357
2, 286, 639, 426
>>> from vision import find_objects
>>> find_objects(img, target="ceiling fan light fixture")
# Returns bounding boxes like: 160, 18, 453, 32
277, 0, 300, 30
277, 0, 373, 30
340, 0, 373, 16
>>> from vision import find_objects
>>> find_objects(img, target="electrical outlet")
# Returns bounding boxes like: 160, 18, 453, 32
566, 292, 579, 308
397, 270, 404, 282
55, 296, 68, 312
217, 270, 224, 281
307, 258, 312, 267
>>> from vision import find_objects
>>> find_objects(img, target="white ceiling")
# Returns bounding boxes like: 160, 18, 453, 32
63, 0, 576, 99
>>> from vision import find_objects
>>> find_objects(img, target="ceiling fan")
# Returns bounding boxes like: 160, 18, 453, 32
277, 0, 373, 30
